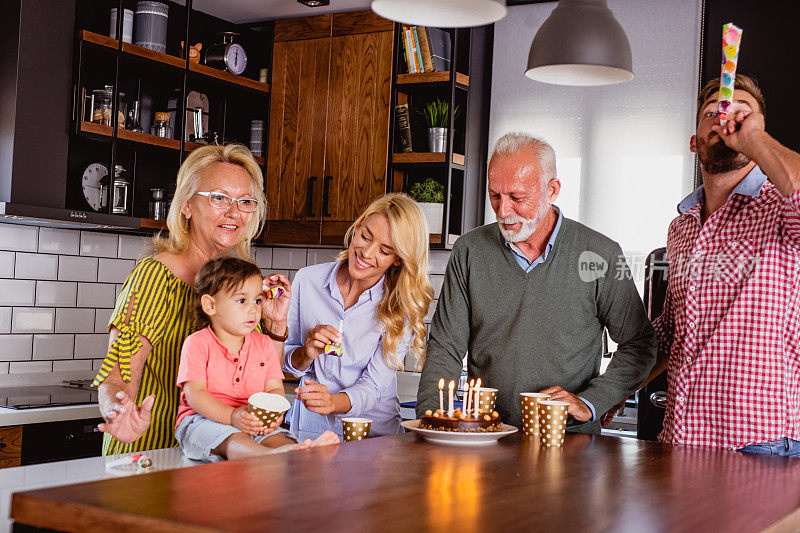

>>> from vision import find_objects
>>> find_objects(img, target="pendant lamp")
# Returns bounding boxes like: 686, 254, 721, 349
525, 0, 633, 86
371, 0, 507, 28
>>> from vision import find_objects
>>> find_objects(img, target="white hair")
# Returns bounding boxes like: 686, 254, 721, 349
489, 133, 557, 191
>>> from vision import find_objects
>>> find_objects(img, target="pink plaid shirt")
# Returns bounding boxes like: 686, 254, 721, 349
654, 166, 800, 450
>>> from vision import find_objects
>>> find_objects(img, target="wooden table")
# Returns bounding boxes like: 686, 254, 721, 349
11, 433, 800, 532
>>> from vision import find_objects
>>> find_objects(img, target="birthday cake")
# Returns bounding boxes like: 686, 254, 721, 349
419, 409, 503, 433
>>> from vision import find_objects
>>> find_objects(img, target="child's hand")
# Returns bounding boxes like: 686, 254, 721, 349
231, 406, 264, 436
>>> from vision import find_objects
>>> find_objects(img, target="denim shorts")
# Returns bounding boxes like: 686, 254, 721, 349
175, 413, 296, 462
738, 437, 800, 458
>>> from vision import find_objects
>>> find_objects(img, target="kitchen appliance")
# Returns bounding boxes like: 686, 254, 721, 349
81, 162, 108, 212
185, 91, 209, 142
637, 247, 669, 441
0, 384, 97, 410
205, 32, 247, 75
134, 1, 169, 54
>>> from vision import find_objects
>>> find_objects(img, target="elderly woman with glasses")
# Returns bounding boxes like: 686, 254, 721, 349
93, 144, 291, 455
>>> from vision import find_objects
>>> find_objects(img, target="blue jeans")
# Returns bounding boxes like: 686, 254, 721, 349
738, 437, 800, 458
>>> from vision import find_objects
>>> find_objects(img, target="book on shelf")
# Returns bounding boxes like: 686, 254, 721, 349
427, 27, 452, 72
404, 26, 420, 73
412, 26, 425, 72
401, 28, 415, 73
417, 27, 434, 72
394, 103, 413, 152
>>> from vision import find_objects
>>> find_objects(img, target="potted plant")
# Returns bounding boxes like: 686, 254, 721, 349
418, 99, 461, 153
409, 178, 445, 234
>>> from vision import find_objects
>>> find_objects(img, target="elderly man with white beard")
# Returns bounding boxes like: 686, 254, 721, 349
416, 133, 657, 433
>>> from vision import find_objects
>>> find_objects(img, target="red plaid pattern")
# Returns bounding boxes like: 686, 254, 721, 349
654, 181, 800, 450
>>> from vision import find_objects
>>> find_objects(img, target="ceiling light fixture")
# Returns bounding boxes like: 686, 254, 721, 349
371, 0, 506, 28
525, 0, 633, 86
297, 0, 329, 7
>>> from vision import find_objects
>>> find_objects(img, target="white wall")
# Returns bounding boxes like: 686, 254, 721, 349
487, 0, 702, 288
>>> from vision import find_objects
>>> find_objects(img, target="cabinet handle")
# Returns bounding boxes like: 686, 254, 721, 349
306, 177, 318, 217
322, 176, 333, 218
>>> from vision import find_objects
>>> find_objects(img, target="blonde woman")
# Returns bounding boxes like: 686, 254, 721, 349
95, 144, 292, 454
284, 193, 434, 439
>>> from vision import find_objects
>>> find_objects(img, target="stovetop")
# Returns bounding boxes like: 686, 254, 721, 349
0, 382, 97, 410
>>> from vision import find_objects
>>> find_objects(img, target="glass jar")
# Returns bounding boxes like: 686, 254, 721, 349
151, 111, 172, 138
91, 86, 126, 127
149, 188, 167, 220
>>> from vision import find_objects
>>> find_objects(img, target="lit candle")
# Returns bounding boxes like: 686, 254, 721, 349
474, 378, 482, 416
462, 382, 469, 418
438, 378, 444, 413
465, 379, 474, 416
448, 380, 455, 416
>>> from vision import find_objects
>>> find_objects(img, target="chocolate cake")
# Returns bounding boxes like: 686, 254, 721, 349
419, 409, 503, 432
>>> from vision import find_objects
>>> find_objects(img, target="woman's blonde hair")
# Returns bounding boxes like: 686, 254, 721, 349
337, 193, 434, 371
152, 144, 267, 259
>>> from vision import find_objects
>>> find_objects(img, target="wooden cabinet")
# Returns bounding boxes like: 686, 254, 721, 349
0, 426, 23, 469
264, 11, 394, 246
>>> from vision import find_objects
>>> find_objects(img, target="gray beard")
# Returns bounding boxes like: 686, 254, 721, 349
497, 200, 551, 243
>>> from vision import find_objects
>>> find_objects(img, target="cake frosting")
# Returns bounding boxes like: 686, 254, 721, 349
419, 408, 503, 432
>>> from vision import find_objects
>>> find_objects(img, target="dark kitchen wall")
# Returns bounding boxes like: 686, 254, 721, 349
702, 1, 800, 153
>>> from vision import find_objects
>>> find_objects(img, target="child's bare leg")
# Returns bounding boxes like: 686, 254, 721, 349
212, 432, 271, 460
260, 432, 312, 453
311, 430, 340, 447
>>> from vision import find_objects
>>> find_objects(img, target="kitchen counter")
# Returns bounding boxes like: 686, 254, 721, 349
11, 432, 800, 532
0, 404, 101, 427
2, 447, 199, 532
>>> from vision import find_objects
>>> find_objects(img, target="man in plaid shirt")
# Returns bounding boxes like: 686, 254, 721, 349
610, 75, 800, 454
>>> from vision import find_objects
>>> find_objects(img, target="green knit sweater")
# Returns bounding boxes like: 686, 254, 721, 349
417, 219, 657, 433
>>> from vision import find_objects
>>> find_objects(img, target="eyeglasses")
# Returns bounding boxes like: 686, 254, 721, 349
196, 192, 259, 213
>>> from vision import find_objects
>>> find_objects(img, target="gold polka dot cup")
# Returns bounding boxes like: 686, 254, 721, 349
538, 400, 569, 447
247, 392, 291, 426
476, 387, 498, 413
342, 417, 372, 442
520, 392, 550, 436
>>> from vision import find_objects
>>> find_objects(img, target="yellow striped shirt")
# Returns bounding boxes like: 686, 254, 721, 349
92, 257, 196, 455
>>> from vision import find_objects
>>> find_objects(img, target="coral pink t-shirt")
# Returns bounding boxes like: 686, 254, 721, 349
175, 326, 284, 428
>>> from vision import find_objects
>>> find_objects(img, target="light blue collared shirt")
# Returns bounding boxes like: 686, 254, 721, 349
283, 261, 406, 440
504, 207, 563, 273
500, 206, 596, 422
678, 165, 768, 215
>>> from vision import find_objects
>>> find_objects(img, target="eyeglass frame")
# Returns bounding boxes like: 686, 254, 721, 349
195, 191, 259, 213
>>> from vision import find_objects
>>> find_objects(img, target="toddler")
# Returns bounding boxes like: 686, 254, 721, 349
175, 256, 338, 461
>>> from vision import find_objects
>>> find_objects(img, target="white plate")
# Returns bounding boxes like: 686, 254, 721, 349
401, 419, 518, 446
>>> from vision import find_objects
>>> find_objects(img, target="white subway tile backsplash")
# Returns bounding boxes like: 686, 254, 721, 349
254, 248, 273, 269
262, 269, 289, 279
0, 280, 36, 306
117, 235, 148, 260
115, 284, 124, 299
0, 335, 32, 361
58, 256, 98, 282
53, 360, 92, 372
55, 308, 95, 334
0, 362, 8, 374
94, 308, 113, 333
429, 250, 451, 275
0, 251, 14, 277
33, 335, 75, 360
79, 232, 118, 258
424, 299, 437, 323
35, 281, 77, 307
11, 308, 55, 333
74, 334, 109, 358
272, 248, 307, 269
307, 248, 341, 266
0, 307, 10, 333
92, 359, 104, 371
77, 283, 116, 308
10, 361, 52, 373
0, 224, 38, 252
38, 228, 80, 255
14, 253, 58, 280
98, 258, 135, 283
